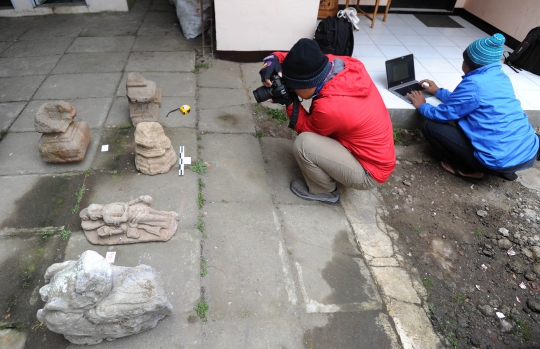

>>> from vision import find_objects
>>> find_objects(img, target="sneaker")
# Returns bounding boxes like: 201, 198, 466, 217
290, 179, 340, 204
502, 172, 518, 181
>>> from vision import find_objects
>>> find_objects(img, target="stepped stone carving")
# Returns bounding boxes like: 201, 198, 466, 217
35, 101, 91, 163
37, 250, 173, 345
134, 122, 177, 175
126, 72, 162, 126
79, 195, 179, 245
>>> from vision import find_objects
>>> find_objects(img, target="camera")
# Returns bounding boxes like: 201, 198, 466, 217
253, 74, 291, 104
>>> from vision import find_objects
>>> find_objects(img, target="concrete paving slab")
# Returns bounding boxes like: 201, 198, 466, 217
0, 76, 46, 103
386, 300, 441, 348
371, 267, 421, 304
64, 231, 202, 349
0, 130, 101, 175
517, 165, 540, 192
0, 102, 25, 132
0, 37, 74, 58
0, 27, 28, 42
0, 56, 61, 77
51, 52, 130, 74
143, 10, 178, 23
125, 52, 195, 72
200, 134, 272, 203
302, 312, 399, 349
260, 137, 316, 205
340, 187, 379, 226
203, 316, 304, 349
103, 97, 134, 129
198, 60, 243, 89
116, 72, 196, 97
17, 20, 85, 41
66, 37, 136, 53
198, 88, 250, 110
10, 98, 113, 132
198, 105, 255, 134
34, 73, 122, 100
0, 42, 12, 55
149, 3, 176, 12
89, 127, 198, 228
157, 96, 197, 128
137, 21, 183, 36
80, 20, 142, 37
281, 204, 382, 313
131, 35, 197, 52
350, 222, 395, 258
0, 175, 40, 228
202, 202, 294, 319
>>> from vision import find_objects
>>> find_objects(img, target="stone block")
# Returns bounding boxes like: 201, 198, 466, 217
135, 147, 177, 175
128, 100, 159, 125
134, 122, 177, 175
38, 121, 91, 163
34, 101, 76, 133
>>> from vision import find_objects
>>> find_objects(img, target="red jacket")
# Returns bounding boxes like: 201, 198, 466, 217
274, 52, 396, 183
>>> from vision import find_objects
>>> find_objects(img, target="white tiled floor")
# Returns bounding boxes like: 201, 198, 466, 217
352, 14, 540, 110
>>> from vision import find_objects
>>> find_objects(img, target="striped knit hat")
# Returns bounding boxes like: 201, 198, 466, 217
464, 33, 506, 68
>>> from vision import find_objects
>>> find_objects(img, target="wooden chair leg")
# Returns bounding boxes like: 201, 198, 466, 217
383, 0, 392, 22
371, 0, 380, 28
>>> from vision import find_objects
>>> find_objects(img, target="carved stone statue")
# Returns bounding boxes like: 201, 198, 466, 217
80, 195, 179, 245
35, 101, 91, 163
37, 250, 173, 345
126, 72, 162, 126
134, 122, 177, 175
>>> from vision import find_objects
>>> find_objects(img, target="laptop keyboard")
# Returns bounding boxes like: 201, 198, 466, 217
395, 83, 423, 96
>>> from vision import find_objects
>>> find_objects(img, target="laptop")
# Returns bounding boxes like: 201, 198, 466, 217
385, 54, 431, 104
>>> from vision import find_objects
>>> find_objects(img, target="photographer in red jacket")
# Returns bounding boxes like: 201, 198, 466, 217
258, 38, 395, 204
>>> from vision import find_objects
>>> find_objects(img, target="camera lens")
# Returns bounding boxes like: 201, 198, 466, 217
253, 86, 273, 104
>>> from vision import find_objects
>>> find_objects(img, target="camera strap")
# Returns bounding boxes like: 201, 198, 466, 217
288, 98, 300, 130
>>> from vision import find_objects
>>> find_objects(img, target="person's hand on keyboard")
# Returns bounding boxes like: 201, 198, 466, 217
419, 79, 439, 94
407, 90, 426, 109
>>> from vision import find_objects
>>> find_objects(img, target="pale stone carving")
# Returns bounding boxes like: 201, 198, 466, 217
134, 122, 177, 175
79, 195, 179, 245
37, 250, 173, 345
34, 101, 91, 163
126, 72, 162, 126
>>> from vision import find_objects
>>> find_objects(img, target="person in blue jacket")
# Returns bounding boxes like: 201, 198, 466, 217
408, 33, 540, 184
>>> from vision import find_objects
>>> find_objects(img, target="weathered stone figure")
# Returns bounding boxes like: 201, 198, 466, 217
126, 72, 162, 126
37, 250, 173, 345
35, 101, 91, 163
80, 195, 179, 245
134, 122, 177, 175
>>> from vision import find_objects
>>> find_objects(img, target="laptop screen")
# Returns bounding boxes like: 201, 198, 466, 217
385, 54, 416, 89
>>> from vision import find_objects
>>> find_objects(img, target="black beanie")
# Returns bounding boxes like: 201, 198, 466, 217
282, 38, 331, 90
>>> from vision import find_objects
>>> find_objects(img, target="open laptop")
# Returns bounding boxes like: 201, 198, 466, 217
385, 54, 431, 104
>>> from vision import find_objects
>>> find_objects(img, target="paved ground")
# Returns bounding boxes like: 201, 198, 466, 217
8, 1, 540, 348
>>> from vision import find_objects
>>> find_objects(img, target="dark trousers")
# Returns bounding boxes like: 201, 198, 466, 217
421, 119, 538, 177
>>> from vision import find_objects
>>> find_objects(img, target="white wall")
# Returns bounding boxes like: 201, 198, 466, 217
214, 0, 319, 51
2, 0, 128, 16
464, 0, 540, 41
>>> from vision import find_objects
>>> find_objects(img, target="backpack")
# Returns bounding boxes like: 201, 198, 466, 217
314, 16, 354, 56
504, 27, 540, 75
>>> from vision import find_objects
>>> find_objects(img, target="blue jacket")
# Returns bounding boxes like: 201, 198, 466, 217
418, 63, 538, 170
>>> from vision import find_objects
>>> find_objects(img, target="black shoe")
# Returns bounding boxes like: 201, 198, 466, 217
501, 172, 518, 181
290, 179, 340, 204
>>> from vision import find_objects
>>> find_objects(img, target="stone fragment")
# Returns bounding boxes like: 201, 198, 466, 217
532, 246, 540, 261
34, 101, 76, 133
477, 210, 488, 218
134, 122, 177, 175
525, 270, 537, 281
533, 263, 540, 275
498, 228, 509, 237
38, 121, 91, 163
499, 319, 513, 333
0, 329, 26, 349
79, 195, 179, 245
527, 299, 540, 313
478, 304, 494, 317
126, 72, 162, 126
497, 237, 513, 250
507, 260, 524, 274
37, 251, 173, 345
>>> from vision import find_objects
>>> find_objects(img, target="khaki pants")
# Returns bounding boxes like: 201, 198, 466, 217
293, 132, 379, 194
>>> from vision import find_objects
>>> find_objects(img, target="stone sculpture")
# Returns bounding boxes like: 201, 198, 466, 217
35, 101, 91, 163
134, 122, 177, 175
80, 195, 179, 245
126, 72, 162, 126
37, 250, 173, 345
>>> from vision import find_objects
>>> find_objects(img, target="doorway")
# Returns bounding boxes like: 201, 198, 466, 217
390, 0, 457, 12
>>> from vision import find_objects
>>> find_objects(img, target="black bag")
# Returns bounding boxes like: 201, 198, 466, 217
504, 27, 540, 75
314, 16, 354, 56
